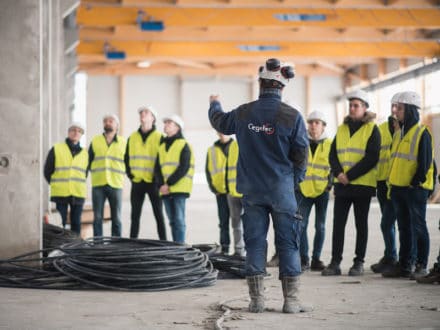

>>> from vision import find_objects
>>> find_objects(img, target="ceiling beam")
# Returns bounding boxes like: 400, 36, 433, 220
77, 7, 440, 28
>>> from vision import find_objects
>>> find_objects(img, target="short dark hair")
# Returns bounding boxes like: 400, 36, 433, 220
259, 78, 284, 89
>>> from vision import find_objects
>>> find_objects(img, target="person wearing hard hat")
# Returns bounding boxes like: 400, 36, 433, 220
205, 131, 244, 256
383, 91, 435, 279
296, 111, 332, 272
370, 93, 400, 274
89, 114, 126, 237
44, 122, 88, 234
209, 58, 311, 314
322, 90, 380, 277
125, 106, 167, 240
156, 114, 194, 244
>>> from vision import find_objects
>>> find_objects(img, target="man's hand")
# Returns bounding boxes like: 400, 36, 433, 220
159, 184, 170, 195
337, 172, 349, 185
209, 95, 219, 103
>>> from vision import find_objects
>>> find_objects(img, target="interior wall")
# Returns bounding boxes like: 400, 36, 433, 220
85, 74, 343, 190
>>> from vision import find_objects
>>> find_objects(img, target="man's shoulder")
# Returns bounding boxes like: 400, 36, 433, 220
276, 102, 301, 128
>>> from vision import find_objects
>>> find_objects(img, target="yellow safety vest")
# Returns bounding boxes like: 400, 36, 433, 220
206, 144, 228, 194
128, 130, 163, 183
300, 138, 332, 198
389, 124, 434, 190
334, 122, 377, 188
50, 142, 88, 198
90, 135, 126, 189
377, 121, 393, 181
227, 140, 243, 198
158, 139, 194, 194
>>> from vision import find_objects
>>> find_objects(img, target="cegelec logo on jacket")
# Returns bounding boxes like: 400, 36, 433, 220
248, 123, 275, 135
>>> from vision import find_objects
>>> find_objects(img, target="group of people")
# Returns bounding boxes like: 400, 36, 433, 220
209, 58, 439, 314
44, 108, 193, 244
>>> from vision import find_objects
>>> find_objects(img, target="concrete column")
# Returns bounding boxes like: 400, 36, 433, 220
0, 0, 46, 258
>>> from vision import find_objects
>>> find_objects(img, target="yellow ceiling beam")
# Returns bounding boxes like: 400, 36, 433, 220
105, 0, 439, 8
80, 25, 437, 42
77, 6, 440, 28
77, 40, 440, 58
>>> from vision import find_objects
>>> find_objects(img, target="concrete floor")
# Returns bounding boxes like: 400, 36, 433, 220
1, 184, 439, 329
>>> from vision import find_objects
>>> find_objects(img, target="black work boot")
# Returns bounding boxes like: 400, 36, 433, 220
382, 262, 413, 278
348, 261, 364, 276
301, 258, 310, 272
321, 261, 341, 276
416, 266, 440, 284
409, 264, 428, 280
281, 277, 313, 313
310, 258, 325, 271
246, 275, 265, 313
267, 253, 279, 267
370, 257, 397, 273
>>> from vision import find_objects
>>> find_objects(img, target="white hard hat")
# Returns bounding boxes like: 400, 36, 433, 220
258, 58, 295, 86
395, 91, 421, 108
390, 92, 401, 104
68, 122, 85, 134
103, 114, 120, 126
138, 105, 158, 120
307, 111, 327, 125
163, 114, 184, 130
347, 90, 369, 108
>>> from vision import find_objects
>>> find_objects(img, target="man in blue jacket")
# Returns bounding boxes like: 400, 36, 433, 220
208, 58, 309, 314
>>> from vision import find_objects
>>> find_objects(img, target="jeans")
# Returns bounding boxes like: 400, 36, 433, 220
297, 191, 329, 262
227, 195, 245, 255
331, 195, 371, 264
56, 202, 84, 235
92, 185, 122, 237
163, 195, 186, 244
216, 194, 231, 252
130, 181, 167, 240
376, 181, 397, 261
408, 187, 430, 268
242, 187, 301, 278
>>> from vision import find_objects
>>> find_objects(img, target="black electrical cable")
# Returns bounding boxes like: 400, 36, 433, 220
0, 237, 218, 291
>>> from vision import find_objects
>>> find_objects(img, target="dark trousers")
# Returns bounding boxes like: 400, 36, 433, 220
331, 195, 371, 264
216, 194, 231, 252
56, 202, 84, 235
130, 181, 167, 240
376, 181, 397, 261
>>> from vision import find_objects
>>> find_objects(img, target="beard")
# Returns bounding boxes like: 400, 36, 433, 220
104, 125, 114, 133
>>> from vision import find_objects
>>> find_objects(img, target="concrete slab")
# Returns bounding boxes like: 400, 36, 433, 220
1, 184, 439, 329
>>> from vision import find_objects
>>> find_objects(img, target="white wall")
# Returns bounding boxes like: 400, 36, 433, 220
85, 74, 343, 189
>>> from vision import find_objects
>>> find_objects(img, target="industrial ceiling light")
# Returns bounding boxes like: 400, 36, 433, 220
103, 42, 126, 60
137, 60, 151, 68
274, 14, 326, 22
136, 10, 164, 31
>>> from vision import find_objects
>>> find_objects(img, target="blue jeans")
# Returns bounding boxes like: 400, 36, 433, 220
92, 185, 122, 237
56, 202, 83, 235
376, 181, 397, 261
216, 194, 231, 252
297, 191, 329, 262
163, 195, 186, 244
242, 188, 301, 278
409, 187, 430, 268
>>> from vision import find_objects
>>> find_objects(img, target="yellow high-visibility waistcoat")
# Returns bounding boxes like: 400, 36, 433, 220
334, 122, 377, 188
128, 130, 162, 183
227, 140, 243, 198
377, 121, 393, 181
206, 144, 228, 194
90, 135, 126, 189
300, 138, 332, 198
159, 139, 194, 194
50, 142, 88, 198
389, 124, 434, 190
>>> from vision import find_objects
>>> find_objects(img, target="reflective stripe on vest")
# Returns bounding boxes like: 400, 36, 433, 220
207, 145, 227, 194
159, 139, 194, 194
227, 140, 243, 198
389, 124, 434, 189
300, 138, 331, 198
335, 122, 377, 188
51, 142, 88, 198
128, 130, 162, 183
376, 121, 393, 181
90, 135, 126, 188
